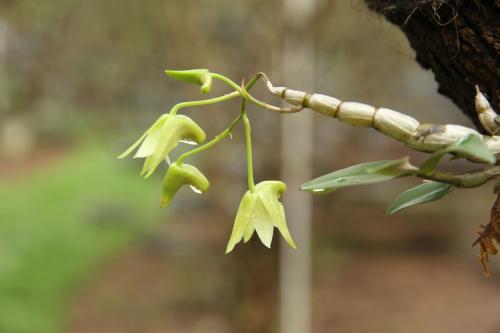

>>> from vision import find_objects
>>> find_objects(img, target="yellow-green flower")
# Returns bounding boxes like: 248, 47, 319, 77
226, 181, 296, 253
161, 162, 209, 208
118, 114, 206, 178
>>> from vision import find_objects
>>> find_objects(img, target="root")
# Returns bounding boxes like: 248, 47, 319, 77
472, 193, 500, 277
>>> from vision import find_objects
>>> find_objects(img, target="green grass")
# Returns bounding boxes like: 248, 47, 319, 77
0, 144, 164, 333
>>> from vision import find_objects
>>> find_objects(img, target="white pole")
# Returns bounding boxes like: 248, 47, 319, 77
280, 1, 315, 333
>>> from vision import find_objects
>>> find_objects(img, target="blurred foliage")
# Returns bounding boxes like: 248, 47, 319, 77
0, 1, 494, 332
0, 0, 280, 116
0, 145, 162, 333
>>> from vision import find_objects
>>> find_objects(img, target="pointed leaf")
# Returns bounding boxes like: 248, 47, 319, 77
301, 157, 416, 193
420, 134, 495, 175
387, 181, 455, 215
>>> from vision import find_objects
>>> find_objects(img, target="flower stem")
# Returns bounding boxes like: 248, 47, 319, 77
242, 102, 255, 192
176, 74, 263, 164
211, 73, 243, 93
177, 114, 242, 164
170, 92, 240, 116
211, 73, 270, 111
170, 73, 264, 116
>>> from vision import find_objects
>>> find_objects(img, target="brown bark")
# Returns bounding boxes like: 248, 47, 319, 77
473, 193, 500, 276
364, 0, 500, 131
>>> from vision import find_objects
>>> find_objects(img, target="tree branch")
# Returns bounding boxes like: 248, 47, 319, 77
364, 0, 500, 131
417, 165, 500, 188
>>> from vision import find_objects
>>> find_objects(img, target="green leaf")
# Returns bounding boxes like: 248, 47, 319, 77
420, 134, 495, 175
386, 181, 455, 215
300, 157, 417, 193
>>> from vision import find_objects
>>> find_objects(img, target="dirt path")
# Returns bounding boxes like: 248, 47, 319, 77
314, 255, 500, 333
68, 245, 500, 333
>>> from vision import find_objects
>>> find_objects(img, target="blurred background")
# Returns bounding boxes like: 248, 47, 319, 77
1, 0, 500, 332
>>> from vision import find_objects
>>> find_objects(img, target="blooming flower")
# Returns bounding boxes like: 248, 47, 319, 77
226, 181, 296, 253
160, 162, 209, 208
118, 114, 206, 178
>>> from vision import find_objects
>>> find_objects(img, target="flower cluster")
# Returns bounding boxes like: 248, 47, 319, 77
119, 69, 296, 253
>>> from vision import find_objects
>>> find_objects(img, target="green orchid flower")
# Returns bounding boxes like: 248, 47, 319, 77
160, 161, 209, 208
226, 181, 296, 253
165, 69, 213, 94
118, 114, 206, 178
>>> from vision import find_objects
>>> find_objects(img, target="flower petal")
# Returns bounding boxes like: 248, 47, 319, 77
251, 196, 274, 248
274, 203, 296, 249
226, 192, 257, 253
134, 116, 169, 158
118, 131, 148, 159
243, 222, 255, 243
143, 116, 206, 178
160, 162, 209, 208
143, 133, 178, 178
257, 182, 296, 249
177, 115, 206, 144
140, 155, 155, 177
118, 114, 169, 159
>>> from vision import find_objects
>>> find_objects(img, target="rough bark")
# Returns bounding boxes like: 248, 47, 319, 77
364, 0, 500, 131
473, 193, 500, 276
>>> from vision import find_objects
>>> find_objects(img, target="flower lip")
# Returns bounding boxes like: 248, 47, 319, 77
255, 180, 287, 195
118, 114, 206, 178
160, 162, 209, 208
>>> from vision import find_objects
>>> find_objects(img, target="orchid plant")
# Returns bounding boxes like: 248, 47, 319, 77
120, 69, 500, 276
